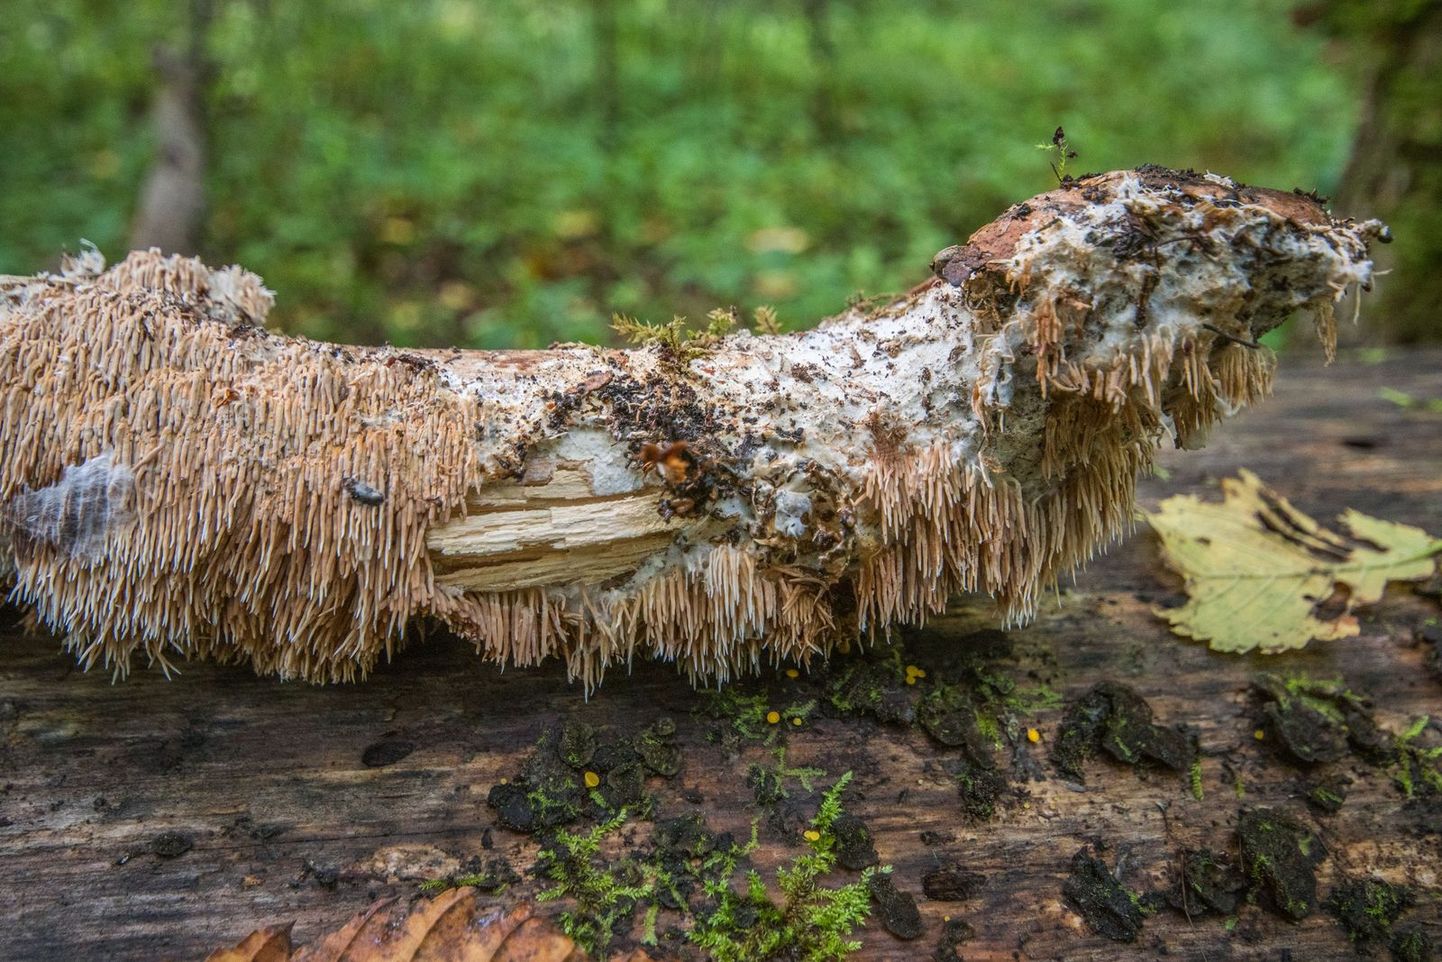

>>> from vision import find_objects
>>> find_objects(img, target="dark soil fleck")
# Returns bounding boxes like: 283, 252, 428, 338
1325, 877, 1414, 946
831, 813, 879, 870
590, 739, 641, 773
486, 782, 539, 833
951, 756, 1007, 819
1420, 622, 1442, 683
1062, 847, 1146, 942
826, 655, 917, 726
869, 872, 924, 940
451, 855, 520, 892
921, 863, 985, 902
361, 739, 415, 768
1051, 682, 1195, 782
307, 862, 339, 889
636, 718, 682, 777
746, 763, 786, 808
1391, 924, 1436, 962
599, 761, 647, 809
1167, 848, 1245, 917
151, 831, 194, 858
1304, 778, 1349, 816
1237, 807, 1327, 920
931, 918, 975, 960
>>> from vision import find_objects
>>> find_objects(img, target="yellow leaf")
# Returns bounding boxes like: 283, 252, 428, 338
1147, 470, 1442, 654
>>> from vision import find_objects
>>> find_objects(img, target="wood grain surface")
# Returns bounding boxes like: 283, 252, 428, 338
2, 350, 1439, 962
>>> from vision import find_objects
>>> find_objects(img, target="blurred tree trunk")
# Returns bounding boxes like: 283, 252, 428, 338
1311, 0, 1442, 343
594, 0, 621, 154
802, 0, 839, 141
128, 0, 214, 255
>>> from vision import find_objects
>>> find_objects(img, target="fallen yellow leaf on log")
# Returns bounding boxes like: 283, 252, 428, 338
1148, 470, 1442, 653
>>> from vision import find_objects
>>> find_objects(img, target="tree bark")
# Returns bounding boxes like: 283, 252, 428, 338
127, 0, 214, 255
0, 168, 1385, 687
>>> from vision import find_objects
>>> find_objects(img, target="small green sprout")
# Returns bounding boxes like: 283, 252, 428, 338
1036, 126, 1078, 184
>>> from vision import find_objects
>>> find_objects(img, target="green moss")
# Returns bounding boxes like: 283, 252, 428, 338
537, 811, 658, 956
1237, 808, 1326, 921
690, 772, 878, 962
747, 746, 826, 807
697, 687, 814, 747
1189, 759, 1204, 801
1391, 715, 1442, 798
1325, 878, 1414, 946
611, 308, 735, 362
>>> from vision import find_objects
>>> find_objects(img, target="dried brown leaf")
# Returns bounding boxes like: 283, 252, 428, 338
206, 924, 293, 962
205, 891, 616, 962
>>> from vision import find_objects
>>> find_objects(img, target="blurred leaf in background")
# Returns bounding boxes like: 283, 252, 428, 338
1, 0, 1419, 350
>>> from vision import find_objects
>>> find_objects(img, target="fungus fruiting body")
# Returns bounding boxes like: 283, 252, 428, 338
0, 168, 1385, 687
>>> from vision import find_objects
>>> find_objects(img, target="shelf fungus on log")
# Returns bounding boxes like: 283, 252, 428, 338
0, 167, 1387, 687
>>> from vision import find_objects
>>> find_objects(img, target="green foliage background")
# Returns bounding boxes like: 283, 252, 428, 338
0, 0, 1357, 348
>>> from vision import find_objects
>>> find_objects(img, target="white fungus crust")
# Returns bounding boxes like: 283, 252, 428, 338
0, 168, 1386, 687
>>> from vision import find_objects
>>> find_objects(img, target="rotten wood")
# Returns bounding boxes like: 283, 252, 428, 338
1, 351, 1439, 961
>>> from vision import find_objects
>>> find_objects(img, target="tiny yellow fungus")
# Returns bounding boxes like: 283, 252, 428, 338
791, 717, 803, 727
785, 668, 800, 679
1254, 729, 1266, 741
583, 770, 601, 789
803, 829, 821, 842
766, 710, 781, 725
904, 664, 927, 686
1027, 727, 1041, 744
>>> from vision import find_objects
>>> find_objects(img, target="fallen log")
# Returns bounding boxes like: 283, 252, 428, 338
0, 167, 1387, 687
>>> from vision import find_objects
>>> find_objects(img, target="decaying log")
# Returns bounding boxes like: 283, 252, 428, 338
0, 167, 1387, 687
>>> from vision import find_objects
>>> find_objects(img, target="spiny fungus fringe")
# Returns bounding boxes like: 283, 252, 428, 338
0, 168, 1385, 688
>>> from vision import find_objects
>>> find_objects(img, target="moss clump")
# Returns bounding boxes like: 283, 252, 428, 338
537, 812, 659, 955
1166, 848, 1245, 918
697, 686, 815, 749
1391, 715, 1442, 798
746, 746, 826, 809
690, 773, 878, 962
825, 649, 917, 726
1061, 847, 1150, 943
420, 856, 519, 894
1325, 877, 1414, 947
1252, 674, 1394, 766
557, 721, 597, 769
951, 757, 1007, 820
1304, 779, 1348, 816
1390, 924, 1437, 962
867, 872, 923, 941
1237, 807, 1327, 921
1051, 682, 1196, 784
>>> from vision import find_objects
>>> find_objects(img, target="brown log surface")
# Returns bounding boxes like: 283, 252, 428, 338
1, 351, 1439, 961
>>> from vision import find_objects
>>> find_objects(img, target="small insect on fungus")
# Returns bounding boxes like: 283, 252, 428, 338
343, 478, 386, 506
637, 441, 697, 487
